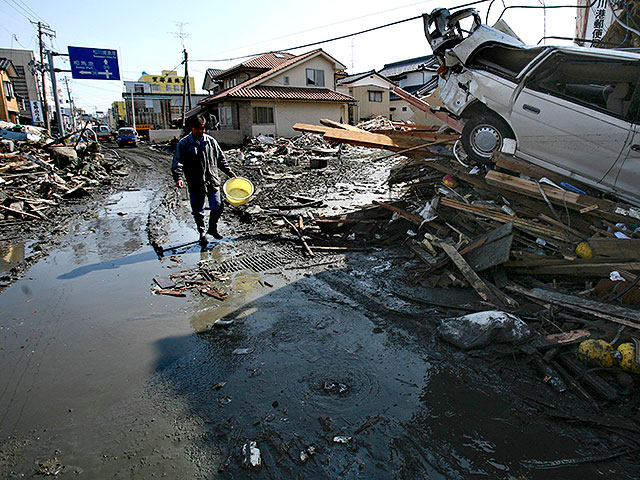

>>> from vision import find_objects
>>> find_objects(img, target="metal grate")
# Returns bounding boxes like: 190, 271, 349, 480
203, 247, 304, 274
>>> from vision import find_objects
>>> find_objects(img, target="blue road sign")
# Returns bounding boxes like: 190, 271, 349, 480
68, 46, 120, 80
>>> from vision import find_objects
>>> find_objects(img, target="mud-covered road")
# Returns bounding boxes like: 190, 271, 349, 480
0, 145, 638, 479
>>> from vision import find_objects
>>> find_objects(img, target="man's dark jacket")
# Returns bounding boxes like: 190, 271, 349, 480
171, 132, 233, 192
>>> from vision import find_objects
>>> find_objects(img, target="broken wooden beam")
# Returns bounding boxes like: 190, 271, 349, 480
507, 285, 640, 329
440, 243, 504, 306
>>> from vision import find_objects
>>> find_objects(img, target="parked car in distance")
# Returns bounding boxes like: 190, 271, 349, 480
93, 125, 111, 142
423, 8, 640, 206
117, 127, 139, 148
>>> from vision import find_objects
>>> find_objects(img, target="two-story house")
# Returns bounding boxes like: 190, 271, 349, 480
0, 59, 19, 124
378, 55, 441, 124
197, 49, 354, 144
336, 70, 396, 124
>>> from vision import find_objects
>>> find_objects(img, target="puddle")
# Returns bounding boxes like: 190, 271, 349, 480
0, 242, 25, 272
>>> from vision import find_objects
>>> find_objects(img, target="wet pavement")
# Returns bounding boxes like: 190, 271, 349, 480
0, 146, 638, 478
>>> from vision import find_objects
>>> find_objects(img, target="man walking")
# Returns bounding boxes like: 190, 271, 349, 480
171, 114, 236, 244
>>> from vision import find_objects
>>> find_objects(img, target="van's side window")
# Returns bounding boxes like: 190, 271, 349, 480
526, 52, 640, 122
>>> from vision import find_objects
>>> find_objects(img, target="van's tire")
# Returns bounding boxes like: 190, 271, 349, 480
461, 113, 513, 165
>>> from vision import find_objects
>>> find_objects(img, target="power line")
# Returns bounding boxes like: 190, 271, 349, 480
191, 0, 490, 63
2, 0, 30, 20
12, 0, 45, 22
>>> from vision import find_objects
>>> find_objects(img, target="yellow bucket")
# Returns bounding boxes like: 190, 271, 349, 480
223, 177, 254, 207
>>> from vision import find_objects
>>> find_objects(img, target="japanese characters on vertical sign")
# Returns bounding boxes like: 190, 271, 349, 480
29, 100, 43, 124
586, 0, 613, 47
67, 47, 121, 80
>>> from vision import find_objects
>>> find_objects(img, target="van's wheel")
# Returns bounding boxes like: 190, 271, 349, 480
461, 113, 512, 165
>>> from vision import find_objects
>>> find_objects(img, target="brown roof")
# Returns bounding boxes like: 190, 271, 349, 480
203, 49, 353, 104
222, 86, 354, 102
215, 52, 296, 79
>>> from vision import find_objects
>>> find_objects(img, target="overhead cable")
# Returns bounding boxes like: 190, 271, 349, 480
192, 0, 492, 63
495, 0, 599, 24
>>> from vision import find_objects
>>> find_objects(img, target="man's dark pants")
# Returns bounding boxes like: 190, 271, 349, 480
188, 187, 223, 235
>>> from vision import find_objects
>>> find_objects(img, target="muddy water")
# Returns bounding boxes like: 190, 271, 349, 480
0, 153, 637, 478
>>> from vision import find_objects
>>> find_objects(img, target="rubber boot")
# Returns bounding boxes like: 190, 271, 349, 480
196, 219, 207, 245
207, 210, 223, 239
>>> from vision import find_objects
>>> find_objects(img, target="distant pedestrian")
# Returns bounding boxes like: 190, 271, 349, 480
171, 114, 236, 244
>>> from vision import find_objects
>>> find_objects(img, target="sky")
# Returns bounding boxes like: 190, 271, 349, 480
0, 0, 577, 114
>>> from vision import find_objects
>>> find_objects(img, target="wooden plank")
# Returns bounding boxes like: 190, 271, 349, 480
322, 128, 434, 151
153, 276, 176, 289
440, 197, 569, 241
441, 243, 503, 306
464, 233, 513, 272
373, 201, 423, 224
0, 204, 41, 220
392, 87, 465, 132
538, 213, 588, 240
588, 238, 640, 260
493, 153, 580, 187
292, 123, 332, 135
369, 130, 459, 143
486, 170, 606, 210
507, 285, 640, 328
504, 261, 640, 276
463, 223, 513, 272
557, 354, 618, 401
319, 118, 367, 133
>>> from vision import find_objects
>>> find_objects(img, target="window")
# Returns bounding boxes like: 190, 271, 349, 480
3, 81, 14, 98
306, 68, 325, 86
134, 84, 144, 94
468, 45, 545, 80
174, 84, 181, 92
402, 106, 407, 111
368, 90, 382, 102
151, 84, 160, 91
220, 106, 232, 127
284, 76, 290, 85
526, 52, 640, 121
224, 77, 238, 89
253, 106, 274, 124
165, 85, 171, 92
390, 107, 396, 111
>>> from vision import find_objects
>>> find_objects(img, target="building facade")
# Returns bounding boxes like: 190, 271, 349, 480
198, 50, 354, 144
0, 59, 19, 123
0, 49, 40, 124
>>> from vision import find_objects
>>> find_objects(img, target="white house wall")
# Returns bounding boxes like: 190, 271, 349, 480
250, 101, 345, 138
263, 56, 337, 89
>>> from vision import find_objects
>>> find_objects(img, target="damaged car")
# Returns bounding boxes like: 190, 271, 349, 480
424, 8, 640, 206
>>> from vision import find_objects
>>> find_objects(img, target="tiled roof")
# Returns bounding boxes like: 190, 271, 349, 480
379, 55, 438, 78
221, 86, 354, 102
337, 70, 376, 85
214, 52, 296, 79
202, 49, 353, 103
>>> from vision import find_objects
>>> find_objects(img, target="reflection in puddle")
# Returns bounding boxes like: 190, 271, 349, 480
0, 243, 25, 272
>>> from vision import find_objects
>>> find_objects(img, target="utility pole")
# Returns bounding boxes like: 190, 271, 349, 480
47, 50, 65, 136
63, 77, 76, 131
173, 22, 190, 131
130, 91, 136, 130
32, 21, 55, 132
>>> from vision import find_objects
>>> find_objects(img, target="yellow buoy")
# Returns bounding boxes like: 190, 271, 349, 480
575, 241, 593, 259
617, 343, 640, 374
577, 339, 615, 368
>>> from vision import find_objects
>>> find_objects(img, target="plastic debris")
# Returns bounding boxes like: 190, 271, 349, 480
241, 441, 262, 469
438, 311, 530, 349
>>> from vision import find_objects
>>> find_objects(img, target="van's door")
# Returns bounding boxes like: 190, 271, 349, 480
608, 89, 640, 205
509, 51, 636, 187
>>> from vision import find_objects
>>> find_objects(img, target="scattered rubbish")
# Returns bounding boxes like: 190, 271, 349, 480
212, 381, 226, 390
333, 436, 351, 444
232, 348, 253, 355
213, 318, 234, 327
299, 446, 316, 463
241, 441, 262, 469
322, 381, 349, 395
438, 311, 530, 350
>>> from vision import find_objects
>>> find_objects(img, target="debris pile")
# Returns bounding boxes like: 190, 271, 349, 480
275, 119, 640, 404
0, 123, 128, 228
